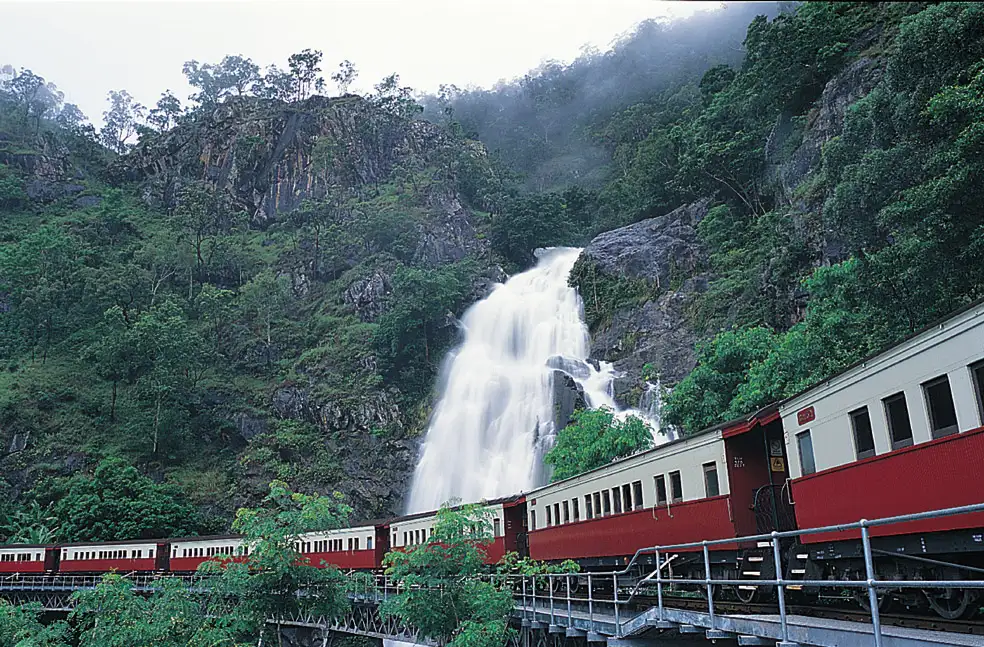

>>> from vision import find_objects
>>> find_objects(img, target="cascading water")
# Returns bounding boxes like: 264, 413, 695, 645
406, 247, 667, 514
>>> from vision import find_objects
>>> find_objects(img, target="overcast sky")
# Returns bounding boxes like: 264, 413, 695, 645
0, 0, 715, 123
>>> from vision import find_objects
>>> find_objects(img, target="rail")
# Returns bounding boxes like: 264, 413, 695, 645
504, 501, 984, 647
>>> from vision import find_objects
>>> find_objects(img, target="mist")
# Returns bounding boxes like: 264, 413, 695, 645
423, 2, 781, 191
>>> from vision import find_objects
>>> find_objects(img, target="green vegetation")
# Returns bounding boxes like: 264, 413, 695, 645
37, 457, 208, 542
0, 482, 359, 647
544, 409, 652, 481
569, 257, 660, 331
664, 2, 984, 432
0, 48, 497, 532
382, 503, 514, 647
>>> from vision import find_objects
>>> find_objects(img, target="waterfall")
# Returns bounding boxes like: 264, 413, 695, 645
406, 247, 667, 514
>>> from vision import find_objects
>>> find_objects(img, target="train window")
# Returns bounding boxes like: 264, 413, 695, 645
655, 475, 667, 506
632, 481, 644, 510
669, 471, 683, 503
562, 500, 570, 523
546, 506, 552, 526
797, 430, 816, 475
572, 498, 579, 522
367, 537, 373, 550
923, 376, 959, 439
622, 484, 632, 511
972, 361, 984, 424
355, 538, 360, 550
703, 462, 720, 497
593, 492, 601, 517
602, 490, 612, 515
530, 510, 537, 531
584, 495, 593, 519
883, 392, 914, 449
554, 503, 561, 525
493, 518, 501, 536
403, 532, 408, 546
612, 488, 622, 514
850, 407, 876, 459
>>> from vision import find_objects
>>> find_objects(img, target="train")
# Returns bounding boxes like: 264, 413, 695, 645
3, 301, 984, 620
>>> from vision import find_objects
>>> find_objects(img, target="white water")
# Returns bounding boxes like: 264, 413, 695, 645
406, 247, 668, 514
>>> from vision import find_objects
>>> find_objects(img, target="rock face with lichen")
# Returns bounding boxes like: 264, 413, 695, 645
574, 200, 710, 407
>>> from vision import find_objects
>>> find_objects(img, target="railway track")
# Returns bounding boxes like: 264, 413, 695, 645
626, 594, 984, 636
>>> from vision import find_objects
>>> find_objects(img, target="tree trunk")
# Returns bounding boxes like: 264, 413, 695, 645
153, 394, 162, 455
111, 381, 118, 421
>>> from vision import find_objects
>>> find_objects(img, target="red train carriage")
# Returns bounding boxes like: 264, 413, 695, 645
388, 495, 526, 565
297, 523, 389, 570
0, 545, 57, 574
59, 540, 166, 573
169, 535, 247, 572
779, 302, 984, 618
525, 406, 792, 586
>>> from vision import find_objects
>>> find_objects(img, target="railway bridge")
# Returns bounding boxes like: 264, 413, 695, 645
2, 568, 981, 647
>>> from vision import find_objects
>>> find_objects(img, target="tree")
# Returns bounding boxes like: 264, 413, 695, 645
42, 457, 204, 541
332, 59, 358, 94
288, 48, 325, 100
544, 409, 653, 481
372, 73, 421, 119
71, 575, 238, 647
202, 481, 353, 646
2, 68, 63, 135
0, 225, 83, 361
55, 102, 87, 131
239, 270, 292, 367
183, 55, 260, 106
255, 64, 294, 101
100, 89, 145, 153
0, 601, 70, 647
80, 306, 140, 420
130, 300, 209, 455
0, 163, 26, 209
382, 503, 514, 647
147, 90, 182, 131
376, 260, 476, 396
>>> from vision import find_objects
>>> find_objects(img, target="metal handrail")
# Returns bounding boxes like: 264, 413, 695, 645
507, 501, 984, 647
3, 502, 984, 647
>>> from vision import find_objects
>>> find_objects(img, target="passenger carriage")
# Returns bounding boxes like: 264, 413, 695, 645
59, 540, 165, 573
0, 544, 55, 574
169, 535, 248, 572
780, 300, 984, 617
525, 405, 793, 589
388, 495, 527, 564
295, 523, 388, 570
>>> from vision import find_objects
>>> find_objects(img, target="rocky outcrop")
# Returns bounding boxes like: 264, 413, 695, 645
344, 269, 393, 322
0, 131, 87, 203
127, 95, 452, 223
270, 384, 413, 517
769, 57, 883, 202
579, 200, 711, 405
767, 56, 883, 263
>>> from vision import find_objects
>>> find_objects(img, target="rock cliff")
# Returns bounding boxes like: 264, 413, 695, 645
575, 200, 710, 406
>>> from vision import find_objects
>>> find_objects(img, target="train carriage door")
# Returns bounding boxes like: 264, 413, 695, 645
724, 412, 797, 536
503, 500, 528, 558
157, 543, 169, 571
44, 547, 59, 572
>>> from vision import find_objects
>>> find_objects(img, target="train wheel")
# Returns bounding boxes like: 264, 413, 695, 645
856, 588, 894, 615
924, 586, 976, 620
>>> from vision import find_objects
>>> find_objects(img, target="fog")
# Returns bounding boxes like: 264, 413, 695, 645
423, 2, 781, 190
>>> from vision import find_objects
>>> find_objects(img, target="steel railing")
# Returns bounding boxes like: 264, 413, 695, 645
4, 502, 984, 647
503, 501, 984, 647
